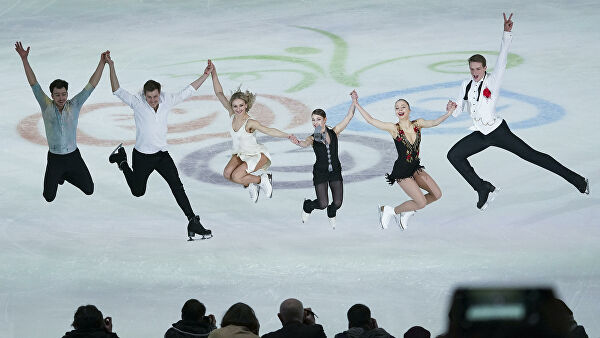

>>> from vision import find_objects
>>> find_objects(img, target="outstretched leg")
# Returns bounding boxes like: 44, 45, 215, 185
490, 121, 587, 192
155, 152, 195, 219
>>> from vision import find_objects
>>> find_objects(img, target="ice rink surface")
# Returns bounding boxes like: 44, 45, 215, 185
1, 1, 599, 337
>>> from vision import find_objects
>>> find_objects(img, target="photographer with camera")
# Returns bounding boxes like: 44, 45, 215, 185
164, 299, 217, 338
335, 304, 394, 338
62, 305, 118, 338
261, 298, 326, 338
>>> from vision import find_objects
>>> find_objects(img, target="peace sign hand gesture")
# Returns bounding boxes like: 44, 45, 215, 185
503, 12, 514, 32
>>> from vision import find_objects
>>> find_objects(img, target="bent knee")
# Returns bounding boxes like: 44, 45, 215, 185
84, 184, 94, 195
43, 193, 56, 203
317, 202, 328, 210
414, 198, 427, 210
446, 149, 456, 162
223, 169, 233, 180
131, 188, 146, 197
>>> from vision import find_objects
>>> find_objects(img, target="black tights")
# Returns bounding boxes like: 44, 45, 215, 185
447, 120, 586, 192
303, 180, 343, 218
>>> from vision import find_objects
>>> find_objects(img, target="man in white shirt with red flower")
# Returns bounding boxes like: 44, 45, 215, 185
447, 13, 589, 210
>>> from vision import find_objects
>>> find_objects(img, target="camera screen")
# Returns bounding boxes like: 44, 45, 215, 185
466, 303, 526, 321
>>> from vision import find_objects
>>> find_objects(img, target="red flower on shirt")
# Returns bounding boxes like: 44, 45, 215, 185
406, 154, 412, 160
483, 87, 491, 98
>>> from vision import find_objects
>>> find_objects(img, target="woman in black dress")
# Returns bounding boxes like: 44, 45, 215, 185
293, 97, 356, 229
352, 90, 453, 230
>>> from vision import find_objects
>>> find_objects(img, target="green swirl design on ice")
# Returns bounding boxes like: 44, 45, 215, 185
162, 26, 524, 92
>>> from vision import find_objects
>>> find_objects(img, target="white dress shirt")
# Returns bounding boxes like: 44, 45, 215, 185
452, 31, 513, 135
113, 85, 195, 154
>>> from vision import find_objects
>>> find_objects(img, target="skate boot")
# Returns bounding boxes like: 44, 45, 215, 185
477, 181, 498, 210
187, 215, 212, 241
580, 178, 590, 195
109, 143, 127, 169
328, 217, 336, 230
378, 205, 395, 229
259, 172, 273, 198
301, 199, 310, 223
395, 211, 415, 230
248, 183, 260, 203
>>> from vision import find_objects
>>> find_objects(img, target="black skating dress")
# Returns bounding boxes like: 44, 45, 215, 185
385, 122, 424, 184
312, 127, 343, 185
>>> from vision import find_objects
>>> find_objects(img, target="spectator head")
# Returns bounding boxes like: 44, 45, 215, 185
539, 298, 578, 336
72, 304, 103, 330
181, 299, 207, 321
347, 304, 372, 329
277, 298, 304, 325
404, 326, 431, 338
221, 302, 260, 335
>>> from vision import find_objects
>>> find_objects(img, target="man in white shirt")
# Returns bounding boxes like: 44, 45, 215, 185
106, 52, 212, 240
446, 13, 589, 210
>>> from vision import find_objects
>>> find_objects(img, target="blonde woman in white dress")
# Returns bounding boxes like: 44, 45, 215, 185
210, 61, 297, 202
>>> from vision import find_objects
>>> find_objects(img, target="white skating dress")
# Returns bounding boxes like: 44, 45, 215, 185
230, 115, 272, 173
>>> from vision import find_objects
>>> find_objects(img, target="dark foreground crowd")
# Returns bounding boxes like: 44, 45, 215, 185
63, 296, 588, 338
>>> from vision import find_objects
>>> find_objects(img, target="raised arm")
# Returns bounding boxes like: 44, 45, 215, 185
488, 13, 514, 92
210, 61, 234, 116
15, 41, 37, 86
352, 91, 397, 136
88, 51, 108, 88
332, 92, 356, 135
190, 60, 213, 90
415, 103, 455, 128
105, 52, 120, 92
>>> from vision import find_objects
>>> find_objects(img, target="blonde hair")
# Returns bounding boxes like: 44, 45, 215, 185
229, 87, 256, 113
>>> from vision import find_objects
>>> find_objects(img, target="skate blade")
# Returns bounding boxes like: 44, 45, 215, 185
397, 216, 406, 230
267, 173, 273, 198
109, 143, 123, 158
188, 234, 213, 241
480, 188, 500, 212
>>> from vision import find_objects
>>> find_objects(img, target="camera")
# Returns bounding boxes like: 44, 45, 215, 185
445, 287, 565, 338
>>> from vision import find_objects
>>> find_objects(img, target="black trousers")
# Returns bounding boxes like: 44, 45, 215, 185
120, 149, 194, 218
303, 179, 343, 218
43, 149, 94, 202
447, 120, 585, 192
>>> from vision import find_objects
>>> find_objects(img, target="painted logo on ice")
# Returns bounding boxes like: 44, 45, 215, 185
180, 135, 398, 189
